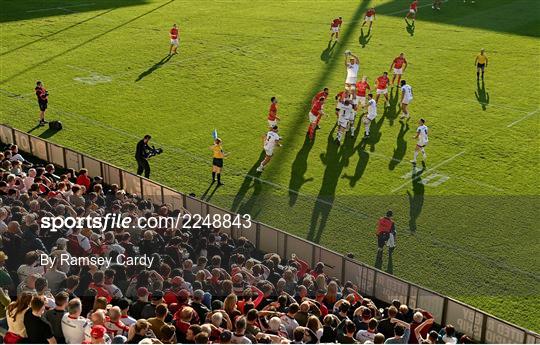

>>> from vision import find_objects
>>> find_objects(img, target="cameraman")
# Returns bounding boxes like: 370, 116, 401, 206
135, 135, 152, 178
35, 81, 48, 126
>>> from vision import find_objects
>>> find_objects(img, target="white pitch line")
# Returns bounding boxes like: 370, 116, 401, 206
390, 150, 466, 193
506, 108, 540, 128
26, 3, 95, 13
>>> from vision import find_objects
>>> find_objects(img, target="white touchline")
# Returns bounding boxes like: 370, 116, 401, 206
506, 108, 540, 128
390, 151, 466, 193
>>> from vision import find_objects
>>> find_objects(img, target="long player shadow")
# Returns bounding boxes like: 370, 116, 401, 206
230, 150, 266, 216
135, 54, 173, 82
386, 87, 400, 126
389, 121, 409, 170
475, 79, 489, 111
288, 134, 315, 206
307, 124, 359, 243
407, 165, 425, 234
359, 28, 372, 48
320, 40, 337, 63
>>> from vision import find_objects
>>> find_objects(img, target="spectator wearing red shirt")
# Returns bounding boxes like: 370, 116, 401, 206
75, 169, 91, 191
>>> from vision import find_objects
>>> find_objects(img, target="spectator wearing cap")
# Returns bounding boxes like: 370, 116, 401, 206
129, 287, 149, 320
140, 290, 164, 319
375, 210, 396, 270
163, 276, 185, 305
191, 289, 209, 322
44, 291, 68, 343
89, 324, 107, 344
23, 296, 56, 344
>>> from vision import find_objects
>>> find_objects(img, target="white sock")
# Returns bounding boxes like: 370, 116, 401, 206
421, 148, 426, 160
365, 122, 371, 135
413, 150, 419, 161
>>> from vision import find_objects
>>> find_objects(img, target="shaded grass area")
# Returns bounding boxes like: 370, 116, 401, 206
1, 0, 539, 331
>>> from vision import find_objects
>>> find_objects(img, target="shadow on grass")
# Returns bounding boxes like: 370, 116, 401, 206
405, 19, 415, 36
389, 121, 409, 171
307, 124, 359, 243
288, 134, 315, 206
407, 164, 425, 234
475, 79, 489, 111
230, 150, 266, 216
135, 54, 173, 82
320, 40, 337, 63
385, 87, 400, 127
359, 28, 372, 48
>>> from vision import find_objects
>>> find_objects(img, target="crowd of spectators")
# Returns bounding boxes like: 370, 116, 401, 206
0, 144, 471, 344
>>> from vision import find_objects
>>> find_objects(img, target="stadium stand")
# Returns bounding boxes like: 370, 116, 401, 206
0, 124, 538, 344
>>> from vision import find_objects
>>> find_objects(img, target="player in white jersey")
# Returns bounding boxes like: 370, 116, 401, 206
257, 125, 282, 172
363, 94, 377, 138
411, 118, 428, 164
344, 51, 360, 91
399, 80, 413, 119
336, 100, 355, 144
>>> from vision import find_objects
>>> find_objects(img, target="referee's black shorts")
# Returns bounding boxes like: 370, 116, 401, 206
477, 63, 485, 71
38, 102, 48, 111
213, 158, 223, 168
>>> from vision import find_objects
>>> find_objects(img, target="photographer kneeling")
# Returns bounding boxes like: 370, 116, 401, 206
135, 135, 162, 178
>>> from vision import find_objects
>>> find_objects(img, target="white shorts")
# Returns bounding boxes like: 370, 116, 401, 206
357, 96, 366, 106
393, 68, 403, 75
264, 146, 274, 156
402, 97, 412, 105
376, 88, 388, 95
309, 112, 318, 123
409, 9, 416, 14
331, 27, 339, 33
365, 16, 374, 22
170, 38, 179, 46
268, 119, 277, 127
338, 117, 349, 128
364, 115, 375, 124
346, 77, 357, 85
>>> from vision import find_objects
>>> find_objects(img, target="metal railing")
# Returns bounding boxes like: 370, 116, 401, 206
0, 124, 537, 344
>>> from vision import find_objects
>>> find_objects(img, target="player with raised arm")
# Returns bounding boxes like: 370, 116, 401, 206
361, 8, 376, 31
411, 118, 428, 165
169, 24, 179, 55
330, 17, 343, 41
308, 97, 326, 140
344, 51, 360, 91
390, 53, 408, 87
475, 49, 488, 80
399, 80, 413, 120
257, 126, 282, 172
406, 0, 418, 22
375, 72, 390, 107
267, 97, 280, 128
355, 76, 371, 112
336, 100, 354, 145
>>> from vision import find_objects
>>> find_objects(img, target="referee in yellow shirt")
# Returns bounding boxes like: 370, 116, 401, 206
210, 138, 226, 186
475, 48, 488, 80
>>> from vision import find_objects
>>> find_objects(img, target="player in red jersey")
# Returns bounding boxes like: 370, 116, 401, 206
308, 97, 326, 140
267, 97, 280, 128
355, 76, 371, 112
330, 17, 343, 41
361, 8, 376, 31
169, 24, 179, 55
375, 72, 390, 107
390, 53, 408, 87
312, 88, 329, 105
406, 0, 418, 21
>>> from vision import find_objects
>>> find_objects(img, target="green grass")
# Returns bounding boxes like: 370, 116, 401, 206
1, 0, 539, 332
